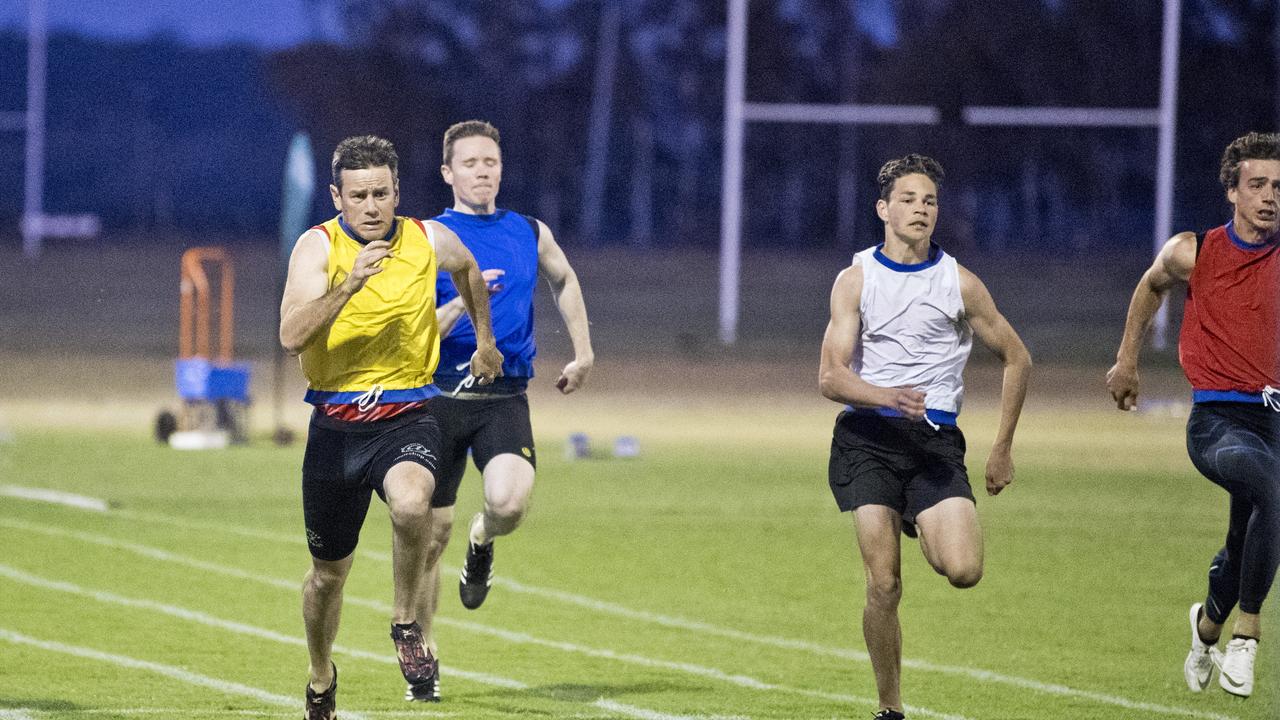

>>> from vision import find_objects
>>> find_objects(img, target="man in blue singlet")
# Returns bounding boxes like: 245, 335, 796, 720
404, 120, 595, 702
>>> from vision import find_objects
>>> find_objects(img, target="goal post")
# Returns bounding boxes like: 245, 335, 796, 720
719, 0, 1182, 349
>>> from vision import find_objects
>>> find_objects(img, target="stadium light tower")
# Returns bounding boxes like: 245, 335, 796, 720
720, 0, 1182, 348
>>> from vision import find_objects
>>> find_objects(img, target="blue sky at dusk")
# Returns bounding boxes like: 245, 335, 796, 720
1, 0, 342, 47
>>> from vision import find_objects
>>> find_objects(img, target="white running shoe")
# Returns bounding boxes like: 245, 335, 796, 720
1183, 603, 1215, 692
1217, 636, 1257, 697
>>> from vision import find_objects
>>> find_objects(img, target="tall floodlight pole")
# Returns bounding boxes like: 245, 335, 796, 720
718, 0, 748, 345
1151, 0, 1182, 349
23, 0, 47, 259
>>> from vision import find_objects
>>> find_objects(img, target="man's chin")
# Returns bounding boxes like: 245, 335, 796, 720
357, 225, 387, 241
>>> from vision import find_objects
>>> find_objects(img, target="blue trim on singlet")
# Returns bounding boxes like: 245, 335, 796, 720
846, 406, 958, 425
304, 384, 440, 405
1224, 220, 1278, 251
338, 217, 399, 245
1192, 389, 1264, 405
871, 243, 943, 272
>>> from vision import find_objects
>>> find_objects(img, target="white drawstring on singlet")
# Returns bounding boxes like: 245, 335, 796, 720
450, 361, 475, 397
354, 384, 383, 412
1263, 385, 1280, 412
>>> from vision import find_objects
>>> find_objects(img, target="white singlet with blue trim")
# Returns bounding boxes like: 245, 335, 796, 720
852, 243, 972, 419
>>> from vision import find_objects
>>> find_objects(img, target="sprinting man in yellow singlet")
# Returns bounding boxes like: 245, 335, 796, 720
280, 135, 503, 720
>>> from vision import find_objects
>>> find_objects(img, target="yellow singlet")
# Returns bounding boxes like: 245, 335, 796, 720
299, 216, 441, 407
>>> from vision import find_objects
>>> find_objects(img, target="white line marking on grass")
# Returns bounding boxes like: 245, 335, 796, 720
0, 628, 352, 716
0, 563, 528, 693
0, 519, 963, 720
94, 512, 1246, 720
594, 698, 749, 720
0, 485, 108, 512
0, 707, 460, 712
0, 710, 38, 720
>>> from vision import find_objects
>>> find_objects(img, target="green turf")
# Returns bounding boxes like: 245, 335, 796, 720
0, 407, 1277, 720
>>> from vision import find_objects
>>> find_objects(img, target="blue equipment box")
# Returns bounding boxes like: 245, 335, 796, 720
175, 358, 251, 402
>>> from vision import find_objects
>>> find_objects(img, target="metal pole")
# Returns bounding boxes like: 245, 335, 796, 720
580, 1, 621, 246
23, 0, 47, 259
718, 0, 747, 345
1151, 0, 1181, 350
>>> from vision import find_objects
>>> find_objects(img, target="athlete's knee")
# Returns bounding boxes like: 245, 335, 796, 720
305, 558, 351, 596
386, 465, 437, 526
485, 495, 529, 525
483, 460, 534, 522
864, 572, 902, 609
946, 562, 983, 589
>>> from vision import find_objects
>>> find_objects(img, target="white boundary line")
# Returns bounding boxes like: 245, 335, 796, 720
594, 699, 749, 720
0, 707, 458, 712
0, 563, 525, 692
1, 484, 107, 512
0, 562, 731, 720
0, 519, 966, 720
0, 628, 336, 716
91, 510, 1245, 720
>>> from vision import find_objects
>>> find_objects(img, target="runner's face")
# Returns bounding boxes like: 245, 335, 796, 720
330, 166, 399, 242
1229, 159, 1280, 238
443, 136, 502, 213
877, 173, 938, 244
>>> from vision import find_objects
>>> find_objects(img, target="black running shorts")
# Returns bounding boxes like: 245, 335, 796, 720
429, 393, 537, 508
302, 406, 444, 561
827, 410, 974, 523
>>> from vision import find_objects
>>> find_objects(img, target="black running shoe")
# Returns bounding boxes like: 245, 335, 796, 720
872, 710, 905, 720
304, 664, 337, 720
459, 540, 494, 610
390, 622, 438, 688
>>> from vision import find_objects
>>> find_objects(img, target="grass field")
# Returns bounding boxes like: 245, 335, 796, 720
2, 377, 1278, 720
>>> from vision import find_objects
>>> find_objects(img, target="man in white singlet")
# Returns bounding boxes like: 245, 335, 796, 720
818, 154, 1031, 720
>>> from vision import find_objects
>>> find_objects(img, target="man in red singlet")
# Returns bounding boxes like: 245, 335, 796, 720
1108, 132, 1280, 699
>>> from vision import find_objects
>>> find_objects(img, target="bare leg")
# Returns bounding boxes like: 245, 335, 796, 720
382, 461, 437, 624
853, 505, 904, 713
416, 505, 454, 653
303, 554, 353, 692
1234, 611, 1261, 640
470, 454, 535, 544
914, 497, 984, 588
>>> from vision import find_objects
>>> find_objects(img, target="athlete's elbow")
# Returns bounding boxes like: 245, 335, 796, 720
1013, 346, 1033, 373
818, 367, 842, 402
280, 328, 306, 356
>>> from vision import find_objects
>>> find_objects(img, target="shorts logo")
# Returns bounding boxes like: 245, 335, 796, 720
521, 447, 533, 458
399, 443, 436, 461
306, 528, 324, 549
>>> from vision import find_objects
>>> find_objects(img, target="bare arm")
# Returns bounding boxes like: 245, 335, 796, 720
1106, 232, 1196, 410
818, 263, 927, 418
537, 221, 594, 394
431, 221, 503, 382
436, 269, 505, 338
960, 265, 1032, 496
279, 229, 392, 355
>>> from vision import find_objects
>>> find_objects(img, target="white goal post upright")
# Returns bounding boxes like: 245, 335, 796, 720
719, 0, 1182, 348
22, 0, 47, 259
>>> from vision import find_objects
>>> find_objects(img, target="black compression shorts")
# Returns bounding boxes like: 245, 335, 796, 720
301, 406, 444, 561
429, 393, 536, 508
